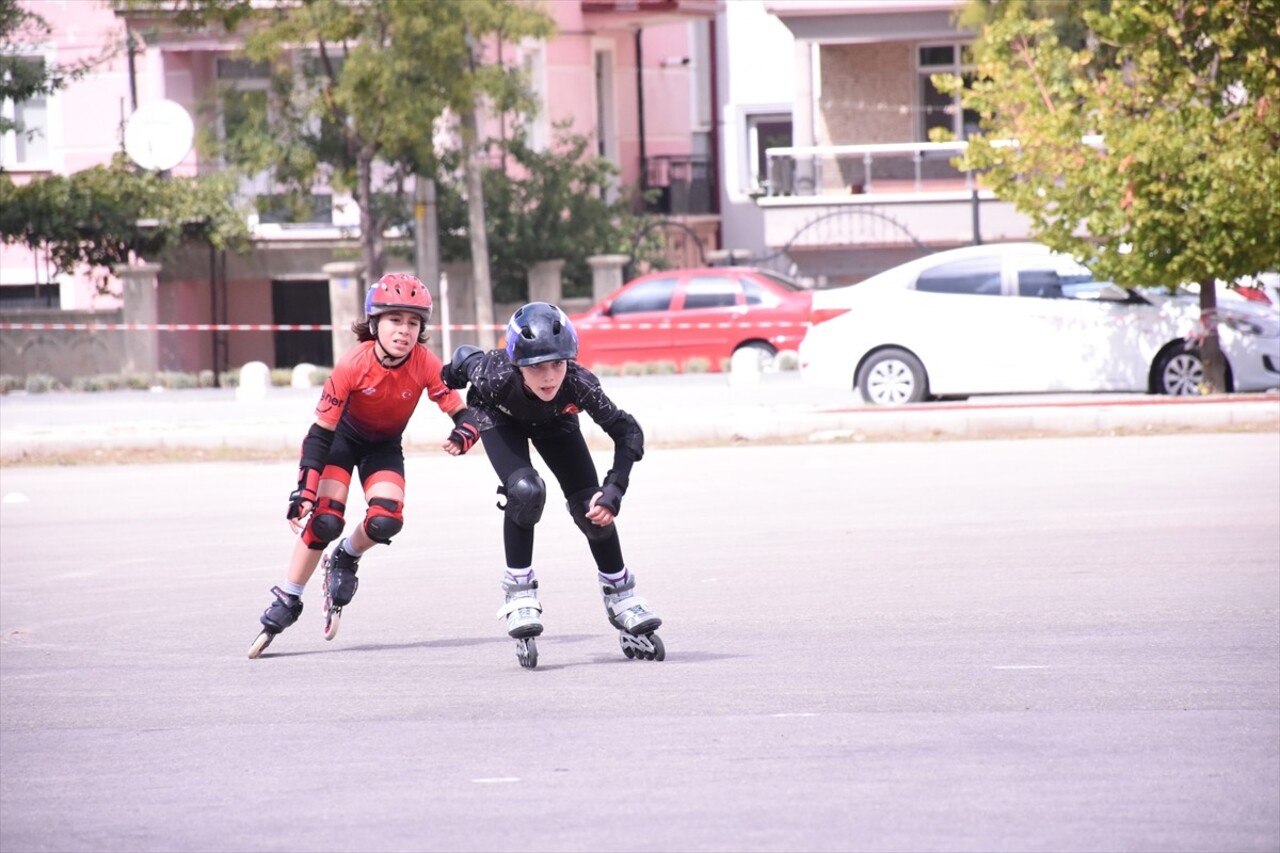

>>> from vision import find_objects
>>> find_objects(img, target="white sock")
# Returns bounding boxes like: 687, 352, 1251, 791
281, 580, 306, 598
598, 568, 630, 587
340, 537, 364, 558
504, 567, 535, 586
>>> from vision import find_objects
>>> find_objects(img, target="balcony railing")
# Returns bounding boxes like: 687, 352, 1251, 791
764, 141, 974, 197
643, 154, 713, 215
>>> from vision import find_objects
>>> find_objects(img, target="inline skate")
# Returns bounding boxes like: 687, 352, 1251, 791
247, 586, 303, 659
601, 575, 665, 661
497, 579, 543, 669
321, 546, 360, 641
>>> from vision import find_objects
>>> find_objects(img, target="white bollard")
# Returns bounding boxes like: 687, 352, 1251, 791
728, 347, 763, 388
236, 361, 271, 402
290, 363, 317, 388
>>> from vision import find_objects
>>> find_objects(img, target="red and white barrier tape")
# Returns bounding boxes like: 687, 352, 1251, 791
0, 320, 811, 332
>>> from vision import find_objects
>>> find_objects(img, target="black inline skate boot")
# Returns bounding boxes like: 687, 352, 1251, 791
248, 586, 303, 659
321, 546, 361, 641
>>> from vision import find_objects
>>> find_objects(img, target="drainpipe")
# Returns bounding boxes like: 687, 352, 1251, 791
635, 29, 646, 194
708, 14, 720, 226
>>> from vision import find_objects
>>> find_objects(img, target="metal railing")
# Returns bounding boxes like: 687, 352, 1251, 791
764, 141, 973, 197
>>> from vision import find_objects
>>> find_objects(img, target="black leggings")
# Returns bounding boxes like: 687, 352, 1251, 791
480, 422, 625, 574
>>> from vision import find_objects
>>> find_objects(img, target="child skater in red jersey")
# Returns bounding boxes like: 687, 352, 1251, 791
248, 273, 481, 658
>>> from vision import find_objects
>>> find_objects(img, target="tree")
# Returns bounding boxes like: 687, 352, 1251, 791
126, 0, 554, 347
0, 156, 250, 291
0, 0, 115, 146
939, 0, 1280, 393
466, 123, 663, 304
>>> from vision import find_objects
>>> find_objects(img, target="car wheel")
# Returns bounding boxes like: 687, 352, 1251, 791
857, 348, 928, 405
1155, 345, 1204, 396
733, 341, 777, 371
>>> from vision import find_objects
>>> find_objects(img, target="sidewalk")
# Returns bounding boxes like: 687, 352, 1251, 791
0, 371, 1276, 461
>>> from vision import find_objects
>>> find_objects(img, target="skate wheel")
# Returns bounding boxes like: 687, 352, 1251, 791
619, 633, 636, 659
516, 637, 538, 669
248, 631, 274, 659
323, 606, 341, 641
648, 633, 665, 662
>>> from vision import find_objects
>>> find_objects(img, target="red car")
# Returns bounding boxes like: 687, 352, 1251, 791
570, 267, 839, 372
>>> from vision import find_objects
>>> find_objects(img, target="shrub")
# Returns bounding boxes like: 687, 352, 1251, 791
620, 362, 649, 376
683, 357, 711, 374
309, 366, 333, 386
775, 350, 800, 371
0, 375, 24, 394
198, 370, 216, 388
24, 373, 58, 393
71, 374, 125, 392
156, 371, 198, 389
124, 372, 152, 390
219, 370, 240, 388
269, 368, 293, 387
645, 360, 678, 375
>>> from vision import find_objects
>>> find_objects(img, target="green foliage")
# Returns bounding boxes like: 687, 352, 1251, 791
138, 0, 555, 281
0, 157, 250, 287
460, 124, 663, 302
940, 0, 1280, 287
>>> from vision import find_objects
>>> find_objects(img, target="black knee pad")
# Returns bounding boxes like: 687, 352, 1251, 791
499, 467, 546, 529
303, 497, 346, 550
566, 486, 615, 542
363, 497, 404, 544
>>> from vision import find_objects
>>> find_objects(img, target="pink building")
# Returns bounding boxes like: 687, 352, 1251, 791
1, 0, 722, 380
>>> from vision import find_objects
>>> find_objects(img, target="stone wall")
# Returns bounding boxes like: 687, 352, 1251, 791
0, 309, 126, 383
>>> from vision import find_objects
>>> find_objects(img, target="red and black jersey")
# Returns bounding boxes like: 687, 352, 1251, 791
315, 341, 461, 442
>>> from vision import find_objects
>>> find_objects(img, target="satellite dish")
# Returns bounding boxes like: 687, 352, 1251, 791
124, 99, 194, 172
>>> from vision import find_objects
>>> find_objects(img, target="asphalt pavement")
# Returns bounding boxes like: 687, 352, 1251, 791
1, 434, 1276, 852
0, 370, 1277, 461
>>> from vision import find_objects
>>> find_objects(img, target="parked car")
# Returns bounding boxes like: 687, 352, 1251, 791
798, 242, 1280, 405
570, 267, 834, 372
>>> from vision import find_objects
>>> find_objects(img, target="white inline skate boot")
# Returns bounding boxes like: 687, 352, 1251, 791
497, 580, 543, 669
601, 574, 665, 661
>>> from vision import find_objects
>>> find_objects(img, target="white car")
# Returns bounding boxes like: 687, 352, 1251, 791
799, 243, 1280, 405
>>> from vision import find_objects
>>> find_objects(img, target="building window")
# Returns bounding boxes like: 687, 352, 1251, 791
746, 112, 792, 194
216, 54, 339, 227
917, 44, 978, 142
1, 56, 52, 168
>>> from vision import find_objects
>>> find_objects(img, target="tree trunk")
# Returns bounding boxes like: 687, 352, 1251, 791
357, 153, 383, 286
1198, 279, 1227, 395
462, 107, 496, 351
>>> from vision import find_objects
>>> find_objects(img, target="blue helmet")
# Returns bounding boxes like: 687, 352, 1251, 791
505, 302, 578, 366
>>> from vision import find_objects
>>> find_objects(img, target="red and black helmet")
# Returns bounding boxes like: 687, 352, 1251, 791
365, 273, 433, 323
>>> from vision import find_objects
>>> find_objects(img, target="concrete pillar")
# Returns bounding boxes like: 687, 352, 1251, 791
586, 254, 631, 303
527, 259, 566, 306
114, 262, 162, 376
323, 261, 364, 366
793, 39, 817, 194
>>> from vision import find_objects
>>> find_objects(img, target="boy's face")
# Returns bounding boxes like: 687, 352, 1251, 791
376, 310, 422, 358
519, 360, 568, 401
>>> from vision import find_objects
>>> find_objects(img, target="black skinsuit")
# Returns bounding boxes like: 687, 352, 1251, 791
457, 350, 645, 572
